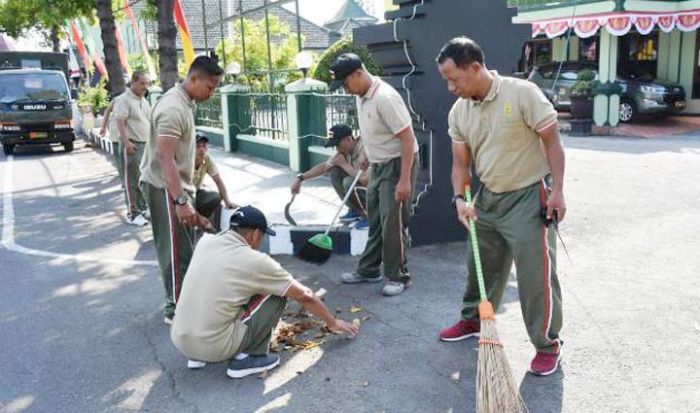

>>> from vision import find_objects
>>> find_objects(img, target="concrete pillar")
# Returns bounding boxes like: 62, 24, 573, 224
220, 83, 251, 152
594, 30, 620, 126
284, 78, 328, 172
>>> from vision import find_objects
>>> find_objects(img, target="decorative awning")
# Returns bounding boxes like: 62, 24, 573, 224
530, 9, 700, 39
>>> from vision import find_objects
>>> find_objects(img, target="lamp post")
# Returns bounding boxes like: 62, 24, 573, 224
226, 61, 241, 84
294, 51, 313, 78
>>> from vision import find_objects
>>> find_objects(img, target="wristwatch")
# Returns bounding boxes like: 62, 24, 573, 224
451, 194, 465, 206
296, 173, 305, 181
174, 194, 188, 206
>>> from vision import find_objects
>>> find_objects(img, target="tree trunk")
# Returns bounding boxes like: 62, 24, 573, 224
156, 0, 178, 92
50, 26, 60, 52
95, 0, 126, 96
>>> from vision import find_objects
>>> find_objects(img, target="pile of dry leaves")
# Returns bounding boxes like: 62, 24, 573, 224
270, 306, 370, 352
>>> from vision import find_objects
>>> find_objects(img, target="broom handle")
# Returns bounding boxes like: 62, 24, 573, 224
323, 169, 364, 236
465, 190, 488, 302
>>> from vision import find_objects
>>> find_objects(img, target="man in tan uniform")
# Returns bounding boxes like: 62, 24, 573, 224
113, 71, 151, 226
435, 37, 566, 376
139, 56, 223, 324
193, 133, 238, 230
291, 123, 369, 228
329, 53, 420, 297
171, 206, 359, 378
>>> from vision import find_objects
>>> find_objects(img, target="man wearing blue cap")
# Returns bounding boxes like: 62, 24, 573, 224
171, 205, 359, 378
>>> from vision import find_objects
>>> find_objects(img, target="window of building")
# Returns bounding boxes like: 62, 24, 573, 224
619, 30, 658, 78
579, 37, 599, 61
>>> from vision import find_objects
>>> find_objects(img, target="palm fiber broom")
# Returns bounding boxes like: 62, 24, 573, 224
465, 190, 528, 413
297, 169, 363, 264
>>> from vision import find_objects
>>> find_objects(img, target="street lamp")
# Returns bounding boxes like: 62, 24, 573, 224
226, 61, 241, 83
295, 51, 313, 78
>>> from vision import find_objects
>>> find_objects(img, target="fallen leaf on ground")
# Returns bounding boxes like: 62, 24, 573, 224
349, 306, 363, 314
451, 371, 460, 383
361, 315, 372, 322
352, 318, 361, 328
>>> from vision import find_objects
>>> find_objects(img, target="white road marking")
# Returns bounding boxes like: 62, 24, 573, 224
1, 155, 157, 266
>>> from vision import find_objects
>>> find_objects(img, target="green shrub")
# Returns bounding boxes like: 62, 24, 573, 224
570, 69, 599, 98
77, 80, 109, 114
312, 36, 382, 85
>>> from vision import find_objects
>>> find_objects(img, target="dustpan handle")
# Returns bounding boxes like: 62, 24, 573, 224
465, 190, 487, 302
324, 169, 364, 236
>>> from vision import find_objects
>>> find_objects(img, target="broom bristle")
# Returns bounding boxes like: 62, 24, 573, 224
297, 241, 332, 264
477, 318, 528, 413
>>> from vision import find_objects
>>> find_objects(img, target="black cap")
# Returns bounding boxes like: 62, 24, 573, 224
325, 123, 353, 147
229, 206, 276, 236
195, 132, 209, 143
329, 53, 363, 91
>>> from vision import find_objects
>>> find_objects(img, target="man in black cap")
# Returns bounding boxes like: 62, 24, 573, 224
171, 205, 359, 378
329, 53, 420, 297
193, 132, 238, 230
290, 123, 368, 228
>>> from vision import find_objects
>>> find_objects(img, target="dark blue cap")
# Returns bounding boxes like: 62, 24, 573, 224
229, 205, 276, 236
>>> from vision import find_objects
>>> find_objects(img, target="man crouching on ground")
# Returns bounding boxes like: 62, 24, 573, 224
171, 205, 359, 378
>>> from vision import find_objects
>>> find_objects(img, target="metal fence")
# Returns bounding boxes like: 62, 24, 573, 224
249, 93, 288, 141
195, 92, 223, 129
324, 93, 359, 136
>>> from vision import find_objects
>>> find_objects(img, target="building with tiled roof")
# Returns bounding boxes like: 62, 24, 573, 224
323, 0, 377, 38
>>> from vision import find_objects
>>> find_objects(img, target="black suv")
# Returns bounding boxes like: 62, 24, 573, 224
527, 61, 686, 122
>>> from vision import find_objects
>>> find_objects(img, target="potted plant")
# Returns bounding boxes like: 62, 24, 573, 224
569, 69, 598, 119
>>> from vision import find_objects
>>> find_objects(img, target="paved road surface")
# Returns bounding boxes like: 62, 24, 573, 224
1, 137, 699, 413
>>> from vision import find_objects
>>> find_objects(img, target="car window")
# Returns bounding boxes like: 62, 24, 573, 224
560, 71, 578, 80
0, 73, 69, 103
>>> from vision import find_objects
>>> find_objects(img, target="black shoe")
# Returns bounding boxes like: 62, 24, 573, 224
226, 354, 280, 379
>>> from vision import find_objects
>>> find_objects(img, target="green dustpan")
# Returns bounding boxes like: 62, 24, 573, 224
297, 169, 364, 264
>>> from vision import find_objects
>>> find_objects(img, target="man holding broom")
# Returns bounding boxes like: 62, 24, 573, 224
328, 53, 419, 297
291, 123, 369, 229
436, 37, 566, 376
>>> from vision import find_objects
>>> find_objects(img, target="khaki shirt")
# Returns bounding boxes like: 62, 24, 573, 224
448, 71, 557, 193
139, 85, 197, 192
357, 77, 419, 164
112, 88, 151, 143
105, 100, 120, 143
171, 231, 294, 362
326, 137, 365, 168
193, 153, 220, 189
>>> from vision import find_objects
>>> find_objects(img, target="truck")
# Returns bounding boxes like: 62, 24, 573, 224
0, 51, 76, 155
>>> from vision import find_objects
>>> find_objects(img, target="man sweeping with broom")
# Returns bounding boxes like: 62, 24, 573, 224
327, 53, 419, 297
436, 37, 566, 379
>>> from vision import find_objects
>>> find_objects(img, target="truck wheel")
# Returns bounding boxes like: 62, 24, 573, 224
3, 144, 14, 156
64, 141, 74, 153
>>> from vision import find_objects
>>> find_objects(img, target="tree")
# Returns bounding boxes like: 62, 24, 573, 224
215, 16, 303, 90
312, 36, 382, 84
0, 0, 94, 51
153, 0, 178, 91
95, 0, 125, 96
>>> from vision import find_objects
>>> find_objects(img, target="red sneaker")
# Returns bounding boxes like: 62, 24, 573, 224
439, 319, 480, 342
529, 351, 561, 376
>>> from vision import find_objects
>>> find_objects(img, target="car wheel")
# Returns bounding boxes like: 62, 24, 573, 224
3, 144, 14, 156
619, 100, 636, 123
64, 141, 74, 153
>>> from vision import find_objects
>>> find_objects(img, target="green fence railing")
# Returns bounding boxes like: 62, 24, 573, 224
324, 93, 359, 137
249, 93, 288, 141
195, 91, 222, 129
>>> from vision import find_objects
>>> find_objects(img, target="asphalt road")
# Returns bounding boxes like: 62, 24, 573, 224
1, 136, 699, 413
